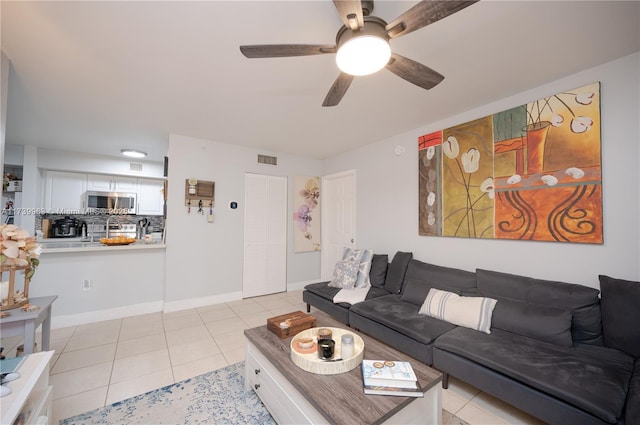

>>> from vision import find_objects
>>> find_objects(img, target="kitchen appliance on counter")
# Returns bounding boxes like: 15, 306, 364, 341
87, 223, 137, 240
51, 216, 83, 238
86, 191, 137, 214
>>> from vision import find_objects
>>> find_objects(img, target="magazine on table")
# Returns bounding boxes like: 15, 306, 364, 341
362, 382, 424, 397
361, 359, 418, 389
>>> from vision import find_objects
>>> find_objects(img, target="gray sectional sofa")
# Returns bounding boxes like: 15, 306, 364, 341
302, 252, 640, 425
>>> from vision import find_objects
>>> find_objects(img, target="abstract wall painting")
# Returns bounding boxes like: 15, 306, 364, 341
293, 176, 321, 252
418, 82, 602, 244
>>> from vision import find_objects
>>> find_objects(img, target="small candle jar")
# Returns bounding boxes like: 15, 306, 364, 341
317, 338, 335, 360
317, 328, 332, 340
341, 334, 354, 359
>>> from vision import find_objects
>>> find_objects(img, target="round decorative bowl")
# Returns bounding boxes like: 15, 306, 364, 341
290, 327, 364, 375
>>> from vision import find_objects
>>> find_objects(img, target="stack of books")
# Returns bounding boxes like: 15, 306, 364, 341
361, 359, 423, 397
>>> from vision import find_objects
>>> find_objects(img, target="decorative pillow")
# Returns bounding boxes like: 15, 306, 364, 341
384, 251, 413, 294
369, 254, 388, 288
599, 275, 640, 357
327, 260, 360, 290
419, 288, 497, 334
342, 248, 373, 288
491, 299, 573, 347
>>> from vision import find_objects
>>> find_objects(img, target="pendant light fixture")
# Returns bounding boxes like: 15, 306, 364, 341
121, 149, 147, 158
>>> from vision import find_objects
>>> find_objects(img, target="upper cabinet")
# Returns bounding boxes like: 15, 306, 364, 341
87, 174, 137, 192
44, 171, 87, 210
43, 171, 164, 216
137, 178, 165, 216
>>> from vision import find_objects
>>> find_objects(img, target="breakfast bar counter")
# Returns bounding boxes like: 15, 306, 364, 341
41, 241, 165, 254
29, 242, 166, 323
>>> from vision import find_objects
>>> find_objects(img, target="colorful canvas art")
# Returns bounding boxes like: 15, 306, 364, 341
293, 176, 321, 252
419, 82, 602, 244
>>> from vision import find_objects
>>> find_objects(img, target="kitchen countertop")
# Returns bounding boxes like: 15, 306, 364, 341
40, 239, 166, 253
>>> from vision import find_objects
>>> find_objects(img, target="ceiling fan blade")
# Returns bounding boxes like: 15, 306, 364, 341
322, 72, 355, 107
385, 53, 444, 91
385, 1, 478, 39
240, 44, 336, 58
332, 0, 364, 30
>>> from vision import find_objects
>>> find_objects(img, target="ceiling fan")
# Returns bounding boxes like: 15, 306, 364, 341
240, 0, 477, 107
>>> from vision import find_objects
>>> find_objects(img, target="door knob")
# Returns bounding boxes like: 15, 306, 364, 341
254, 369, 261, 375
254, 384, 260, 390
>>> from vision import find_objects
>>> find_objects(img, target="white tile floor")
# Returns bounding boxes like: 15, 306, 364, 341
1, 289, 546, 425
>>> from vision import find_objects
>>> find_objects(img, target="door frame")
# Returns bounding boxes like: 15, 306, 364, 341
320, 169, 356, 280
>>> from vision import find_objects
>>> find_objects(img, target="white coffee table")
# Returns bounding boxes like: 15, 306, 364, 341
244, 310, 442, 425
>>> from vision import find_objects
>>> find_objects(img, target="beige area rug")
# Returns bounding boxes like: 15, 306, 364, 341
60, 362, 469, 424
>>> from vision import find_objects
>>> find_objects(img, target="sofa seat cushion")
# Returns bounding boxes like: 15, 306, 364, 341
435, 327, 634, 423
626, 360, 640, 425
350, 295, 457, 346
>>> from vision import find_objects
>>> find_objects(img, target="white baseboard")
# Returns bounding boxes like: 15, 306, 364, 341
163, 291, 244, 313
51, 283, 318, 328
52, 300, 165, 329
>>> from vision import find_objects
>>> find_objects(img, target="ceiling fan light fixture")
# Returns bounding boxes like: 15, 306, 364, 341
336, 17, 391, 76
336, 35, 391, 76
121, 149, 147, 158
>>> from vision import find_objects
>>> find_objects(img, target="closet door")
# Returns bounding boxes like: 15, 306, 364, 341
243, 173, 287, 298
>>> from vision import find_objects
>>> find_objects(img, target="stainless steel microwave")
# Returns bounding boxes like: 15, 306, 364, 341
86, 191, 137, 214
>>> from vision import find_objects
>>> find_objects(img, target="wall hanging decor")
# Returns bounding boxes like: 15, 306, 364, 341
293, 176, 321, 252
418, 82, 602, 244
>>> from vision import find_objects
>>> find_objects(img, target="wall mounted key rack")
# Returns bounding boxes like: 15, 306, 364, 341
184, 179, 215, 210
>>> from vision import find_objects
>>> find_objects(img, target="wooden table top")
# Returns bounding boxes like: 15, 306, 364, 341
244, 309, 442, 425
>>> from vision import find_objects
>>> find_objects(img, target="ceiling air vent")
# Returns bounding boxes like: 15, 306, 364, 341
258, 154, 277, 166
129, 162, 143, 172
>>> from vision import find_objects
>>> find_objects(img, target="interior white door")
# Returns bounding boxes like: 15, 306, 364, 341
243, 173, 287, 298
321, 170, 356, 280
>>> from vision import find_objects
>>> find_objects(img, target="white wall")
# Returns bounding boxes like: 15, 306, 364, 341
1, 51, 10, 175
35, 147, 164, 178
324, 53, 640, 288
165, 134, 322, 307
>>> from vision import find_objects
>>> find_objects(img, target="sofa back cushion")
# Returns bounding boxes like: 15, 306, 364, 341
369, 254, 389, 288
599, 275, 640, 358
491, 299, 573, 347
476, 269, 602, 345
383, 252, 412, 294
400, 260, 477, 306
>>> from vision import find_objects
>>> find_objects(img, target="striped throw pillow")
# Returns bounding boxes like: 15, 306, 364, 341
419, 288, 497, 334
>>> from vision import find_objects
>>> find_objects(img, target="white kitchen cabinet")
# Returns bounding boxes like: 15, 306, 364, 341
44, 171, 86, 210
137, 178, 165, 216
87, 174, 137, 192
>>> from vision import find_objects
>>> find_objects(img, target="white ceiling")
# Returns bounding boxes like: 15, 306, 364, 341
2, 1, 639, 162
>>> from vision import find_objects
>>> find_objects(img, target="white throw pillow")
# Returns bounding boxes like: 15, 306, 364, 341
327, 260, 360, 290
342, 248, 373, 288
419, 288, 497, 334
